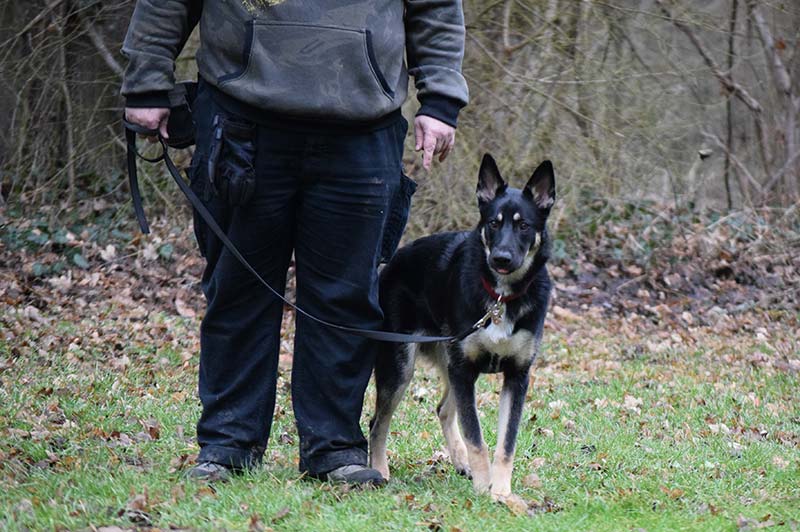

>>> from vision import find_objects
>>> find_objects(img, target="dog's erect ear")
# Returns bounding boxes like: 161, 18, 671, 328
476, 154, 507, 204
524, 160, 556, 210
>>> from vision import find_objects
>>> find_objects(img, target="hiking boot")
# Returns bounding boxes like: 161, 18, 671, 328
323, 464, 387, 487
185, 461, 233, 482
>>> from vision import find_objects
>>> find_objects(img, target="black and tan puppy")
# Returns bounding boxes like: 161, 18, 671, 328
369, 154, 555, 499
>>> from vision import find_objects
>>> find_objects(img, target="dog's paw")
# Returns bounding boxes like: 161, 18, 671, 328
368, 456, 390, 481
472, 478, 491, 494
372, 463, 390, 481
494, 493, 529, 516
455, 464, 472, 479
450, 446, 471, 478
490, 486, 512, 501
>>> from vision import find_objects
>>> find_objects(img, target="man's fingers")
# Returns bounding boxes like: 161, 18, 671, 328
125, 108, 170, 141
444, 135, 456, 161
438, 140, 451, 162
143, 119, 160, 143
127, 114, 156, 132
158, 116, 169, 140
414, 115, 457, 169
433, 134, 445, 155
438, 139, 452, 162
423, 135, 437, 170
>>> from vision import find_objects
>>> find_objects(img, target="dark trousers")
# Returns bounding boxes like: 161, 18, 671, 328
189, 81, 409, 474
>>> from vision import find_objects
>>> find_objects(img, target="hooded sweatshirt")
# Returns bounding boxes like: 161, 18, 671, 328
121, 0, 469, 127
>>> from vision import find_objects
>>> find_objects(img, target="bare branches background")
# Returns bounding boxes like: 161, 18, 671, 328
1, 0, 798, 233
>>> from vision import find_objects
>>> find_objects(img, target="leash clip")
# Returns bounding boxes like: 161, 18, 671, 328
490, 296, 505, 326
471, 311, 492, 331
471, 295, 505, 331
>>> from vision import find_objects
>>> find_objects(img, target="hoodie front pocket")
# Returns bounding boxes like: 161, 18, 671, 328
218, 22, 395, 121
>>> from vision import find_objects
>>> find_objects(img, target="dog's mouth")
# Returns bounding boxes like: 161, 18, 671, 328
489, 261, 518, 276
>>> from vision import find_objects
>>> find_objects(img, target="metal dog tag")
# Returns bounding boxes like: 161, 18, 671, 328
490, 298, 505, 326
471, 297, 506, 331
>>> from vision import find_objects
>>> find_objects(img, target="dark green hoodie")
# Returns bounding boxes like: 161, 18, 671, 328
121, 0, 469, 126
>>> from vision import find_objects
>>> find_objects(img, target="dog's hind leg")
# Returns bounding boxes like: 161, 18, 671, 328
369, 342, 416, 480
435, 366, 471, 478
490, 364, 531, 499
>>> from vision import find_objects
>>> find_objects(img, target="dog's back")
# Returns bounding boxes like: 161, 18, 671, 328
379, 231, 475, 337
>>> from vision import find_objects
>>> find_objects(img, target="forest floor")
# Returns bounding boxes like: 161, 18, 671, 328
0, 204, 798, 531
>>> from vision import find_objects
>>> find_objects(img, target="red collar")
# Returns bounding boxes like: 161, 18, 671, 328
481, 276, 526, 303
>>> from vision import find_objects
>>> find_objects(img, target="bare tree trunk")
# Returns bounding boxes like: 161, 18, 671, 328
531, 0, 562, 128
751, 4, 800, 202
723, 0, 738, 210
564, 0, 600, 163
56, 2, 76, 205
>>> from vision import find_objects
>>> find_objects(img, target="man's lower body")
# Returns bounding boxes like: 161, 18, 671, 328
186, 80, 409, 481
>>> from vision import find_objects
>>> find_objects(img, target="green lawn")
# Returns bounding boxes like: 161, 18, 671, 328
1, 309, 798, 531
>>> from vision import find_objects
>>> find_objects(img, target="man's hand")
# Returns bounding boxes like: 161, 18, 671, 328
125, 107, 170, 143
414, 115, 455, 170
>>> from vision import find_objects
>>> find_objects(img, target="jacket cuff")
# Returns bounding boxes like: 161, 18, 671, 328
416, 94, 464, 128
125, 91, 171, 109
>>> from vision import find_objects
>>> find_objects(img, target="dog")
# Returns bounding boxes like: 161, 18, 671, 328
369, 154, 555, 499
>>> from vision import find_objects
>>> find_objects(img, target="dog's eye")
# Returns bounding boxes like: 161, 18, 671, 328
518, 222, 530, 231
488, 220, 501, 229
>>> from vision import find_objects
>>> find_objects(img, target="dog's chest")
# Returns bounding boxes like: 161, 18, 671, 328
459, 310, 535, 368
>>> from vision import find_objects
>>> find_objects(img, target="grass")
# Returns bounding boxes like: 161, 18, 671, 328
1, 308, 798, 531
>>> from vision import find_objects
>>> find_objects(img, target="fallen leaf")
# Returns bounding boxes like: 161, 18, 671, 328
271, 506, 290, 523
623, 394, 643, 414
196, 485, 217, 499
249, 513, 267, 532
175, 297, 196, 318
501, 493, 529, 516
658, 485, 685, 500
709, 422, 730, 435
100, 245, 117, 262
522, 473, 542, 488
140, 418, 161, 440
126, 490, 148, 512
120, 489, 152, 526
552, 305, 580, 322
771, 455, 788, 470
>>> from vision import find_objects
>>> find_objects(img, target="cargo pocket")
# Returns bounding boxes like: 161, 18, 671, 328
207, 115, 257, 207
380, 173, 417, 264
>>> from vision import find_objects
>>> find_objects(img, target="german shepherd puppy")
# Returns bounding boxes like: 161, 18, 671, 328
369, 154, 555, 499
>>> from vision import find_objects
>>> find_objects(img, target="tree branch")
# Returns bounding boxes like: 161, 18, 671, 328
762, 149, 800, 195
653, 0, 762, 113
654, 0, 772, 178
750, 5, 792, 96
701, 130, 761, 198
79, 14, 123, 78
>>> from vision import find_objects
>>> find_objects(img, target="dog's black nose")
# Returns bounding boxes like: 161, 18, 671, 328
490, 254, 513, 271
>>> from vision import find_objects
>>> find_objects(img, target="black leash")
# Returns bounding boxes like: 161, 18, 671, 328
124, 121, 484, 344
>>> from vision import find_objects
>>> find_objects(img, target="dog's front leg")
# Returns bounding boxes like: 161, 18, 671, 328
448, 359, 491, 493
490, 363, 531, 499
